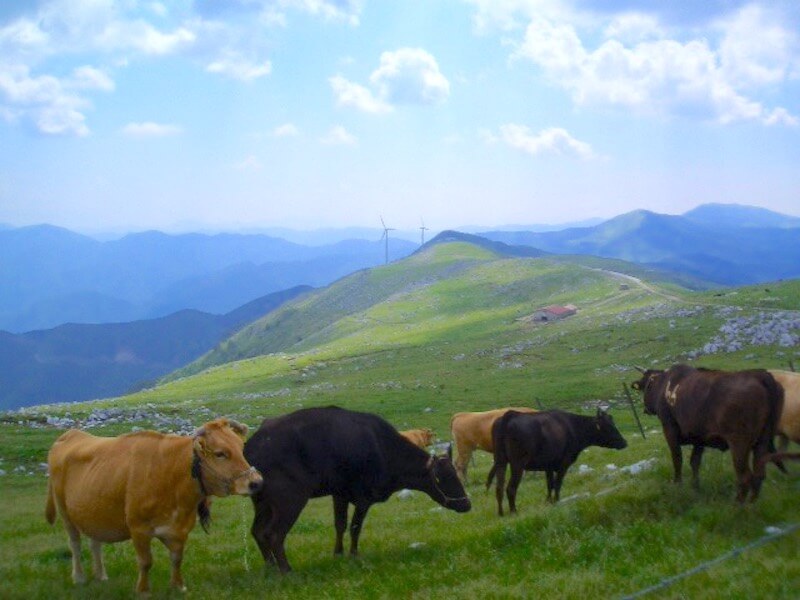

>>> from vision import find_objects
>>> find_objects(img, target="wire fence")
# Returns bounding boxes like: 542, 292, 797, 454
620, 523, 800, 599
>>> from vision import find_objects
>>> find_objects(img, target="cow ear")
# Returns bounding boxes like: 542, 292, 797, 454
227, 419, 249, 439
193, 429, 207, 454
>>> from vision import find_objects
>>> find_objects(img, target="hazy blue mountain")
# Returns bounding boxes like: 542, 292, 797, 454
0, 286, 311, 410
0, 226, 416, 332
683, 203, 800, 229
481, 205, 800, 286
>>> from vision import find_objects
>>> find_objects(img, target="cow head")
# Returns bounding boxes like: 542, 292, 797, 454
192, 418, 263, 497
594, 409, 628, 449
631, 368, 665, 415
426, 449, 471, 513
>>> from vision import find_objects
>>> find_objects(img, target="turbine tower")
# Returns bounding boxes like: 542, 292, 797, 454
379, 216, 395, 265
420, 218, 429, 246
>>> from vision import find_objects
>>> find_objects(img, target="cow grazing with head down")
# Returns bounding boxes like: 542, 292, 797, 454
768, 370, 800, 450
632, 364, 783, 502
45, 418, 263, 594
488, 409, 627, 515
244, 406, 470, 574
450, 407, 538, 482
399, 427, 435, 448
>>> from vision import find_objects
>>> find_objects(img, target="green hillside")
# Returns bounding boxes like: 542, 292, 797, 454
2, 241, 799, 599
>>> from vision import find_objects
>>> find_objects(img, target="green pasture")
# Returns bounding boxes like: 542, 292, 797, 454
2, 246, 799, 598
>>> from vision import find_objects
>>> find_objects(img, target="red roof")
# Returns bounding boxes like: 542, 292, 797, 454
541, 305, 575, 315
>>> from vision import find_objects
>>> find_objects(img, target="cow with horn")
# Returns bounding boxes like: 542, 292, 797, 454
631, 364, 783, 502
46, 418, 263, 593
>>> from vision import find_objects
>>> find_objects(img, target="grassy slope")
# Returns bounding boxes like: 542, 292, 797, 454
2, 242, 800, 599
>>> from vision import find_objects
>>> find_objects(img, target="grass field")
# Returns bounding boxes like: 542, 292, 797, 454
2, 243, 799, 598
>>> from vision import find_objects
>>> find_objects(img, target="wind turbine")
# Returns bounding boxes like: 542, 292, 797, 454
379, 216, 395, 264
420, 218, 429, 246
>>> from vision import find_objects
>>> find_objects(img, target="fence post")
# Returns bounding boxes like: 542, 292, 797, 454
623, 382, 646, 439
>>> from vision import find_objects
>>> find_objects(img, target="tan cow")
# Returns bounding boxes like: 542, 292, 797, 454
399, 427, 435, 448
769, 370, 800, 448
450, 407, 537, 481
45, 418, 263, 594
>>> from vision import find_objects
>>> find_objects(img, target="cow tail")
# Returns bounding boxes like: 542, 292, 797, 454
486, 411, 513, 490
45, 479, 56, 525
761, 372, 786, 473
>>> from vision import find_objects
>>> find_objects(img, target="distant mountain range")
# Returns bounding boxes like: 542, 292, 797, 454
1, 202, 799, 410
0, 226, 417, 333
0, 286, 311, 410
481, 204, 800, 286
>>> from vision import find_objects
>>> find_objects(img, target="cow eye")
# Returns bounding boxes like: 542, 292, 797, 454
214, 450, 227, 459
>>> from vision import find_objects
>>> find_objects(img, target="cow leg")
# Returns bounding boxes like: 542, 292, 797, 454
552, 468, 568, 502
494, 461, 506, 516
131, 531, 153, 594
349, 501, 372, 557
64, 521, 86, 585
251, 500, 277, 567
455, 444, 472, 482
507, 462, 523, 514
729, 441, 752, 503
545, 471, 555, 502
333, 496, 348, 555
663, 428, 683, 483
750, 439, 771, 502
689, 445, 705, 490
89, 538, 107, 581
160, 536, 188, 591
268, 496, 308, 574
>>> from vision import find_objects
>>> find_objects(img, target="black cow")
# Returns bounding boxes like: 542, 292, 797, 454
243, 406, 471, 573
631, 364, 784, 502
488, 409, 627, 515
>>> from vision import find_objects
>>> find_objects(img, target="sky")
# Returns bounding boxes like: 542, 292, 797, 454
1, 0, 799, 235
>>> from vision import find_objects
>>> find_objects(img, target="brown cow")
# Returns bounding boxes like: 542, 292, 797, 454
769, 370, 800, 449
399, 428, 435, 448
45, 418, 263, 593
632, 364, 783, 502
450, 407, 537, 481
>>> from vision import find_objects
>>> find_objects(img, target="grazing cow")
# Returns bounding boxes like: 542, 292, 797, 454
631, 364, 783, 502
244, 406, 471, 573
768, 370, 800, 449
399, 427, 435, 448
450, 407, 537, 481
488, 409, 627, 515
45, 418, 263, 594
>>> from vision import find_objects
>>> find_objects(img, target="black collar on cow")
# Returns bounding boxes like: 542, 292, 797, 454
426, 456, 469, 507
191, 449, 212, 533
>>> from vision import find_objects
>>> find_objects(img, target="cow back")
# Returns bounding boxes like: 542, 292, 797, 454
245, 407, 427, 502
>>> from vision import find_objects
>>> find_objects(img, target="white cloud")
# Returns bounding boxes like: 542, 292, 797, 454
278, 0, 363, 26
206, 53, 272, 82
273, 123, 299, 137
510, 6, 799, 126
604, 13, 664, 43
0, 64, 116, 136
121, 121, 182, 138
233, 155, 262, 170
329, 75, 392, 114
321, 125, 357, 145
717, 4, 797, 89
498, 124, 596, 159
369, 48, 450, 105
330, 47, 450, 114
71, 66, 115, 91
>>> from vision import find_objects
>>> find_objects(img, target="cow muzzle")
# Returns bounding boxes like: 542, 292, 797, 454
231, 466, 263, 496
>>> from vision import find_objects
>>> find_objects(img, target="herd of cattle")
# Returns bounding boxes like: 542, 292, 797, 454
44, 364, 800, 593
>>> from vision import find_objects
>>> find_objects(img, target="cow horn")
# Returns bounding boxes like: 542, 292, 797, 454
227, 419, 249, 438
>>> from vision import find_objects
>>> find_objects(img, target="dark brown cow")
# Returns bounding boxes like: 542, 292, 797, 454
632, 364, 784, 502
244, 406, 470, 573
488, 409, 627, 515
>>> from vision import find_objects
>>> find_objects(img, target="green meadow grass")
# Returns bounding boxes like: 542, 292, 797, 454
2, 245, 799, 598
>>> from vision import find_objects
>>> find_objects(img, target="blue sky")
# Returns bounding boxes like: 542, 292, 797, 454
1, 0, 799, 235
